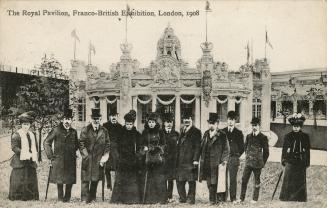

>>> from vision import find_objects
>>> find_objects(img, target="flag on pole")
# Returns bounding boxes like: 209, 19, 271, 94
126, 4, 133, 18
266, 30, 273, 49
205, 1, 212, 11
90, 42, 96, 55
71, 29, 80, 42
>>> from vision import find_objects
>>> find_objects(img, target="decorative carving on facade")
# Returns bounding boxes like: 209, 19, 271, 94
202, 70, 212, 106
182, 80, 195, 87
152, 57, 180, 84
253, 87, 262, 98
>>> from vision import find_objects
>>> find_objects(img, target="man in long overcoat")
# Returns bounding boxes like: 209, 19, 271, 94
103, 109, 123, 190
175, 111, 201, 204
44, 109, 79, 202
162, 112, 179, 202
222, 111, 244, 202
79, 108, 110, 203
199, 113, 229, 204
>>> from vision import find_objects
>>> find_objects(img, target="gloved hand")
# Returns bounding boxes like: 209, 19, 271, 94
100, 153, 109, 167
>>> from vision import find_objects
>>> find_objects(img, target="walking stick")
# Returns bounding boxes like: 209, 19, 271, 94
142, 168, 148, 203
102, 164, 106, 201
45, 165, 52, 201
271, 170, 283, 200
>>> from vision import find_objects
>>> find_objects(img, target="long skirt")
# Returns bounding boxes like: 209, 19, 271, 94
111, 170, 142, 204
141, 165, 167, 204
9, 167, 39, 201
279, 163, 307, 202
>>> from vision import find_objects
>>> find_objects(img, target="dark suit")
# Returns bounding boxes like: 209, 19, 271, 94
199, 129, 229, 204
79, 124, 110, 202
222, 127, 244, 202
176, 126, 201, 203
44, 123, 79, 201
103, 121, 123, 189
240, 132, 269, 201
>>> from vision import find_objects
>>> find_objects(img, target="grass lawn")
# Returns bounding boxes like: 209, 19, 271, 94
0, 153, 326, 208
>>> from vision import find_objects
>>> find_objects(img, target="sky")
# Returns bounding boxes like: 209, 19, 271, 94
0, 0, 326, 74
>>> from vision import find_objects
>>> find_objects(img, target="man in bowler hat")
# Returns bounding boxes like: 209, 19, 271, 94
103, 109, 123, 190
238, 117, 269, 204
175, 110, 201, 204
44, 108, 79, 202
79, 108, 110, 203
222, 111, 244, 202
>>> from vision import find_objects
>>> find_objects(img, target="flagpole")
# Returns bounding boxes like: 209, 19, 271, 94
265, 26, 267, 60
205, 9, 208, 42
125, 6, 128, 43
251, 38, 253, 64
73, 37, 76, 61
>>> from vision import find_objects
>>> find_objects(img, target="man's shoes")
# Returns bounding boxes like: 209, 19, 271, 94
250, 200, 257, 204
179, 198, 186, 203
168, 198, 175, 203
186, 199, 195, 204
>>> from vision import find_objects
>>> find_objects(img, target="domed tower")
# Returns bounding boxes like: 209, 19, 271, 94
156, 24, 182, 61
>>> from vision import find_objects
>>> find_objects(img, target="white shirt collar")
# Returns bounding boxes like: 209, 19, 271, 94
92, 123, 100, 131
228, 126, 234, 132
253, 131, 260, 136
209, 129, 217, 138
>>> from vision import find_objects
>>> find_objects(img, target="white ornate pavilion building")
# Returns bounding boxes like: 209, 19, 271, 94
70, 25, 327, 135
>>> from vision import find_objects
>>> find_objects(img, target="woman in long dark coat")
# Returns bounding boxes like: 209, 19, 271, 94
140, 112, 167, 204
111, 111, 143, 204
9, 112, 39, 201
279, 113, 310, 202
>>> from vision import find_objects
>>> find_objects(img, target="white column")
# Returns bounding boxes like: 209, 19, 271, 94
175, 95, 181, 131
309, 100, 314, 118
132, 96, 138, 128
85, 96, 92, 124
228, 96, 235, 112
117, 98, 122, 124
195, 96, 201, 129
240, 98, 246, 132
261, 84, 271, 132
100, 97, 107, 123
152, 94, 157, 112
293, 98, 297, 114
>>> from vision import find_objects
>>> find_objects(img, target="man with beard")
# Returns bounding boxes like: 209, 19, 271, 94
103, 109, 123, 190
44, 108, 79, 202
222, 111, 244, 203
162, 112, 179, 202
79, 108, 110, 203
176, 110, 201, 204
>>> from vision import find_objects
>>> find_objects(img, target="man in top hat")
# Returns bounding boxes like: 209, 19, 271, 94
175, 110, 201, 204
162, 112, 179, 202
238, 117, 269, 203
103, 108, 123, 190
199, 113, 229, 205
222, 111, 244, 203
44, 108, 79, 202
79, 108, 110, 203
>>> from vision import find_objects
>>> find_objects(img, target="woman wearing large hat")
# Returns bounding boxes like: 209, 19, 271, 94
111, 111, 143, 204
9, 111, 39, 201
279, 113, 310, 202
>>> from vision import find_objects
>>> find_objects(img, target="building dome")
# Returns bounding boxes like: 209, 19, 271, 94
157, 24, 182, 61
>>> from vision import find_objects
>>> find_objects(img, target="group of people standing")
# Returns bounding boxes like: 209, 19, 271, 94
8, 107, 311, 204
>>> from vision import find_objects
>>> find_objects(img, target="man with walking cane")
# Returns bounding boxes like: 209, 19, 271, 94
44, 108, 79, 202
79, 108, 110, 203
175, 110, 201, 204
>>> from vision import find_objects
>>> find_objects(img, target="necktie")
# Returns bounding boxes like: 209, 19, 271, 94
26, 133, 32, 153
